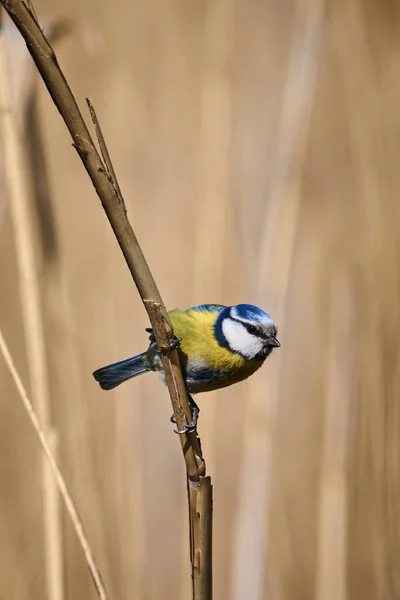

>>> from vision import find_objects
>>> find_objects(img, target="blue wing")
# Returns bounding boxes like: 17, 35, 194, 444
188, 304, 226, 313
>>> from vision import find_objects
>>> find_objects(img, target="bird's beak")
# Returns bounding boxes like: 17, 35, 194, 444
267, 335, 281, 348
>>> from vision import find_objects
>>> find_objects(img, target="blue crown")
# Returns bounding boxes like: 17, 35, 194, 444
230, 304, 273, 324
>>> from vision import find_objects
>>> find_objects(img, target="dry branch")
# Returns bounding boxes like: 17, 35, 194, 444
0, 0, 212, 597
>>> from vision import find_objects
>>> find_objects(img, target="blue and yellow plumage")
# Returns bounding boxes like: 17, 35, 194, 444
93, 304, 280, 405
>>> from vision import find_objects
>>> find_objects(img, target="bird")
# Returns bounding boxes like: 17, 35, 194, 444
93, 303, 280, 433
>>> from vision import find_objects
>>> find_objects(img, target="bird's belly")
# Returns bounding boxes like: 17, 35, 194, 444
152, 349, 263, 394
185, 359, 263, 394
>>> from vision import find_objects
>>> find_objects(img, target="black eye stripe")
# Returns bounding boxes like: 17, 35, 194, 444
232, 319, 265, 339
252, 329, 266, 339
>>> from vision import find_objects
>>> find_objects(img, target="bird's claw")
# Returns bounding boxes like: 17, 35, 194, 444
158, 336, 182, 353
170, 406, 199, 435
174, 423, 197, 435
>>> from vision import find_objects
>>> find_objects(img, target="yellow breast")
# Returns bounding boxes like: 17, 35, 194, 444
168, 308, 245, 371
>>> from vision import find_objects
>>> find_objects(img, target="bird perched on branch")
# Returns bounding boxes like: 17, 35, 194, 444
93, 304, 280, 433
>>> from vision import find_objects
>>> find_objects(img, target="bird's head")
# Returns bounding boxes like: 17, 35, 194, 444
215, 304, 280, 361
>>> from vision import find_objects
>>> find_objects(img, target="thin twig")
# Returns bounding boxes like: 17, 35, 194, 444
1, 1, 213, 597
25, 0, 38, 23
0, 330, 110, 600
86, 97, 121, 197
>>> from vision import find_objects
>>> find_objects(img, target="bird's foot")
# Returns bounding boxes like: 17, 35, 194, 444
158, 336, 182, 353
170, 402, 200, 435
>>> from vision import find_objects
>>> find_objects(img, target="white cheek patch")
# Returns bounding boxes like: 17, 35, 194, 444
222, 319, 264, 359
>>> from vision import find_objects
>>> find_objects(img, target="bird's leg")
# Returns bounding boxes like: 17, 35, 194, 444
157, 336, 182, 353
158, 335, 199, 433
170, 395, 200, 434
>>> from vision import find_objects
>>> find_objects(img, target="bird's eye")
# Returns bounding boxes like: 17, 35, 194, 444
246, 324, 257, 335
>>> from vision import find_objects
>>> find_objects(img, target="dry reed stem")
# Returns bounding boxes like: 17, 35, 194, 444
232, 1, 325, 598
315, 271, 353, 600
0, 329, 110, 600
330, 6, 385, 596
191, 0, 233, 453
1, 0, 212, 597
188, 477, 213, 598
0, 12, 64, 599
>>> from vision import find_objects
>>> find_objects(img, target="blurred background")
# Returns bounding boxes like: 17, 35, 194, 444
1, 0, 400, 598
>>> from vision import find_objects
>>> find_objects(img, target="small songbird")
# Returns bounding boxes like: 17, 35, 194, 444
93, 304, 280, 432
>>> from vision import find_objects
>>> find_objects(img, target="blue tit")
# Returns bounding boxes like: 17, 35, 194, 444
93, 304, 280, 431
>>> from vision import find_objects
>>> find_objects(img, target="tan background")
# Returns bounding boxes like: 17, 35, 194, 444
1, 0, 400, 598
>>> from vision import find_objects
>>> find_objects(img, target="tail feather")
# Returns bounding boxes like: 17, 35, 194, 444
93, 353, 150, 390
